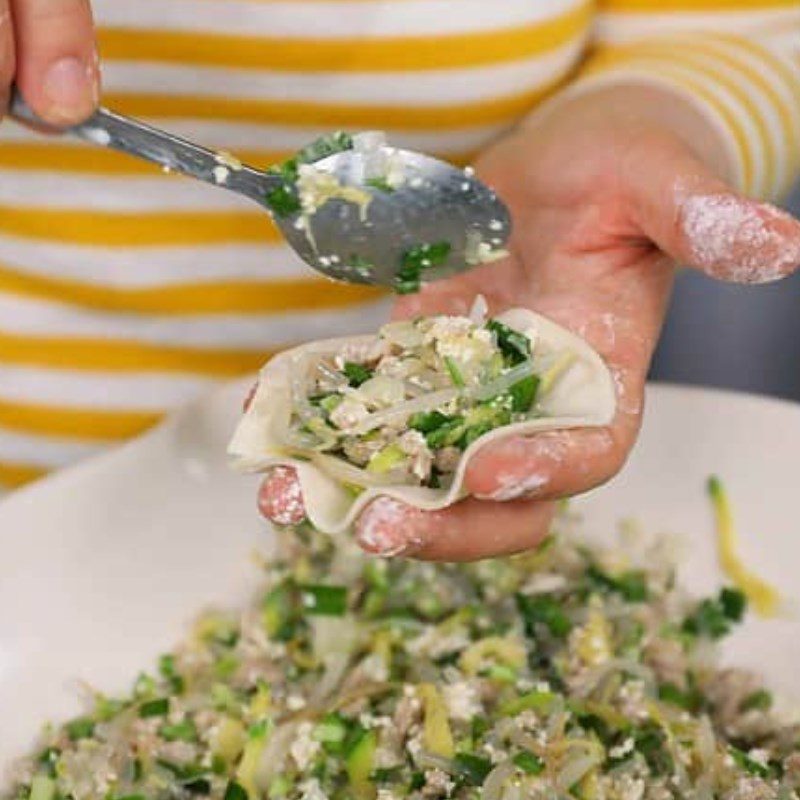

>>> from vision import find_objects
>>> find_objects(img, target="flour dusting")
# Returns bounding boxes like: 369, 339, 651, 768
356, 497, 420, 557
680, 193, 800, 284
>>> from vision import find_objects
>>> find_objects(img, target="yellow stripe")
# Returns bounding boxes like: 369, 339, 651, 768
0, 145, 293, 175
0, 264, 384, 315
0, 143, 474, 175
0, 331, 271, 376
0, 397, 161, 441
97, 4, 590, 73
104, 84, 560, 130
0, 207, 278, 246
0, 461, 48, 488
714, 34, 800, 110
584, 52, 756, 191
601, 0, 797, 10
600, 44, 776, 190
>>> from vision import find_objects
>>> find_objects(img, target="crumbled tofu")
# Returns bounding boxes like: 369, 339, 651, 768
329, 398, 370, 431
443, 681, 481, 721
398, 430, 433, 481
291, 721, 321, 770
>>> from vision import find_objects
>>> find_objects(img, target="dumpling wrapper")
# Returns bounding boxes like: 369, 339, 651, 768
229, 309, 616, 535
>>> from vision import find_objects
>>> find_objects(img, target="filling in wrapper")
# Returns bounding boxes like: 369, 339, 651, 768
229, 304, 616, 533
282, 314, 580, 490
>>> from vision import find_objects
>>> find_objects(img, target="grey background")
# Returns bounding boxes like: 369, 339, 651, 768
650, 183, 800, 401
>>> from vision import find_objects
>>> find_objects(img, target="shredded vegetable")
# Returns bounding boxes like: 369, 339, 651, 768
6, 514, 798, 800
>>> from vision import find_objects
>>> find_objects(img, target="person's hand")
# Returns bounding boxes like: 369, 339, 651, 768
2, 0, 98, 124
257, 84, 800, 560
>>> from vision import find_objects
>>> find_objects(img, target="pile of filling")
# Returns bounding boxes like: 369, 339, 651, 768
281, 312, 574, 491
6, 519, 798, 800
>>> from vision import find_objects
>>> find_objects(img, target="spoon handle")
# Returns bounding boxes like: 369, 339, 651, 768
9, 88, 278, 205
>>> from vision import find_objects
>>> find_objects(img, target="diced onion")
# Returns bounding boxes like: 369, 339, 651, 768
555, 751, 601, 793
482, 760, 516, 800
311, 453, 411, 488
350, 389, 460, 435
469, 360, 536, 403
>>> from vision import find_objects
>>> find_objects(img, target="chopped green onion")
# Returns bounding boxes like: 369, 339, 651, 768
159, 653, 185, 694
683, 587, 747, 640
223, 781, 249, 800
395, 241, 451, 295
453, 752, 493, 785
657, 682, 703, 712
160, 718, 198, 742
513, 752, 545, 775
265, 184, 301, 218
29, 776, 55, 800
65, 717, 95, 741
729, 747, 774, 779
740, 689, 773, 712
508, 375, 540, 413
516, 593, 572, 638
587, 565, 649, 603
366, 177, 395, 193
343, 362, 373, 388
444, 357, 465, 388
486, 320, 531, 365
139, 697, 170, 718
300, 584, 348, 616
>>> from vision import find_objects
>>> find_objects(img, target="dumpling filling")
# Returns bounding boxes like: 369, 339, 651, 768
278, 312, 576, 490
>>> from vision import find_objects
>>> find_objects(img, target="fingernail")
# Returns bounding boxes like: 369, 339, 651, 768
680, 193, 800, 285
355, 497, 424, 558
257, 466, 306, 526
42, 56, 98, 124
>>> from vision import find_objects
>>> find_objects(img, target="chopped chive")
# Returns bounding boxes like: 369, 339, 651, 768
343, 362, 373, 388
300, 584, 348, 616
513, 752, 545, 775
366, 177, 395, 193
139, 697, 170, 718
224, 781, 249, 800
65, 717, 95, 741
160, 718, 198, 742
516, 594, 572, 638
444, 357, 465, 388
740, 689, 773, 712
265, 183, 301, 218
486, 320, 531, 365
508, 375, 540, 414
453, 753, 493, 785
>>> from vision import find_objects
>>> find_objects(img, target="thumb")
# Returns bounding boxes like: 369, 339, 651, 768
624, 137, 800, 285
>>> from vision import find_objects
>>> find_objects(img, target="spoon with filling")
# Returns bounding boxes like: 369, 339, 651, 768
10, 90, 511, 293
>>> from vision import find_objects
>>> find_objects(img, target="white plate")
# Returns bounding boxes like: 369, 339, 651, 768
0, 383, 798, 772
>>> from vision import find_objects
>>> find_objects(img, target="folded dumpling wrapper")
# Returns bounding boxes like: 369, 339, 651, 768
229, 308, 616, 534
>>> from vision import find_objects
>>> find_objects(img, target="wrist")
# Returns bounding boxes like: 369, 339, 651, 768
524, 83, 737, 186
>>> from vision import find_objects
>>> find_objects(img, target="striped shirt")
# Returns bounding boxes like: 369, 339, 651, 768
0, 0, 797, 488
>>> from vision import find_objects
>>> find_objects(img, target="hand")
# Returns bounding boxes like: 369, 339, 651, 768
2, 0, 98, 125
257, 84, 800, 560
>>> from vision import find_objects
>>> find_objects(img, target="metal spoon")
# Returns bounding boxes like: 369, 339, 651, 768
9, 90, 511, 290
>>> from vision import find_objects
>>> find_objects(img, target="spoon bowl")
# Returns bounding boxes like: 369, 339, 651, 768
282, 147, 512, 287
9, 89, 512, 290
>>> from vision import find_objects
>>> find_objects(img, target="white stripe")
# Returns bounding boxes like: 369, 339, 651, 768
0, 428, 104, 467
0, 365, 218, 411
100, 43, 582, 107
94, 0, 580, 39
595, 8, 800, 45
1, 119, 506, 158
0, 172, 254, 211
0, 237, 313, 286
0, 293, 392, 349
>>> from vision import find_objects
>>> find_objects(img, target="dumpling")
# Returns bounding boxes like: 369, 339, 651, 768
229, 307, 616, 535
